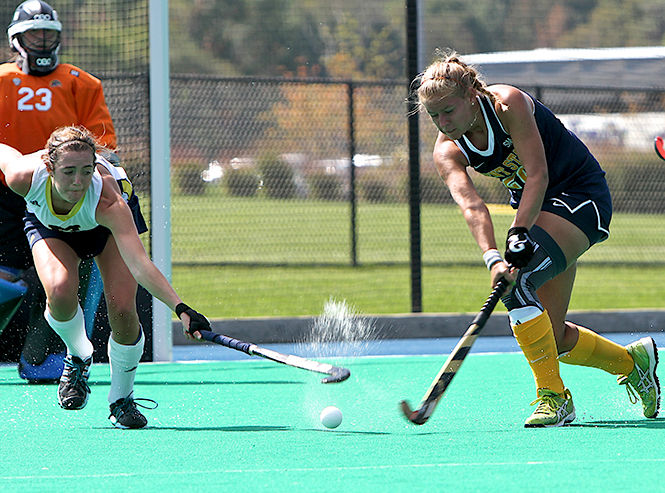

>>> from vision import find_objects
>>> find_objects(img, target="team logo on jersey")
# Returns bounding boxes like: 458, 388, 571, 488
50, 224, 81, 233
12, 77, 21, 86
50, 80, 62, 87
481, 150, 526, 190
503, 138, 513, 148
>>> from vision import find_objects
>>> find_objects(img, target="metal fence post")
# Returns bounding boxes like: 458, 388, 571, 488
348, 81, 358, 267
406, 0, 422, 312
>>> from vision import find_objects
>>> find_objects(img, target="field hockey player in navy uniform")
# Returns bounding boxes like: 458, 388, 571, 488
415, 50, 659, 427
0, 125, 210, 429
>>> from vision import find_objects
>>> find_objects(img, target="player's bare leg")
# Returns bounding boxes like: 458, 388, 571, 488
32, 239, 93, 409
96, 237, 155, 428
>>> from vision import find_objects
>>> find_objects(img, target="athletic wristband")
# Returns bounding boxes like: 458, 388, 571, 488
482, 249, 503, 270
175, 302, 211, 334
175, 303, 190, 318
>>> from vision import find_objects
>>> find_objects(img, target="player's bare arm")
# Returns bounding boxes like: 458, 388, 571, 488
0, 145, 34, 196
434, 137, 498, 254
95, 178, 182, 312
435, 136, 514, 284
490, 85, 548, 230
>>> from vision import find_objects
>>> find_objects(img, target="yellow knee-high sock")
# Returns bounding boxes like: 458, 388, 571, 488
512, 310, 565, 395
558, 326, 633, 375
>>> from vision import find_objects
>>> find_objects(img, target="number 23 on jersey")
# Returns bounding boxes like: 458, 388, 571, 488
18, 87, 52, 111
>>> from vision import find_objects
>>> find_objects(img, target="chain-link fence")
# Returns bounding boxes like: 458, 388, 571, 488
5, 1, 665, 319
169, 77, 665, 268
0, 0, 152, 204
170, 77, 411, 266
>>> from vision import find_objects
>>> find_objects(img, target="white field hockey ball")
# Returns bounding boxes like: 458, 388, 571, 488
320, 406, 343, 429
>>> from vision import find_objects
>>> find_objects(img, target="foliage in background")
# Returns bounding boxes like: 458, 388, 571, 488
263, 82, 349, 158
417, 173, 452, 204
357, 169, 393, 203
223, 168, 261, 197
176, 164, 205, 195
167, 0, 665, 79
257, 152, 298, 199
0, 0, 150, 73
307, 171, 345, 201
4, 1, 664, 80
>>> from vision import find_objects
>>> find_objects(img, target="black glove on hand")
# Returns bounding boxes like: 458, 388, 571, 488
504, 227, 535, 268
175, 303, 211, 335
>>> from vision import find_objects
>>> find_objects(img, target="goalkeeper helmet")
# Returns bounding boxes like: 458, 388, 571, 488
7, 0, 62, 75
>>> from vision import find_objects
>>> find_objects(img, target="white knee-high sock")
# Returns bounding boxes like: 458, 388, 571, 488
107, 329, 145, 404
44, 305, 93, 360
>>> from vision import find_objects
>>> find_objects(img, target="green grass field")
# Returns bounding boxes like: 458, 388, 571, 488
168, 194, 665, 264
159, 193, 665, 318
172, 264, 665, 318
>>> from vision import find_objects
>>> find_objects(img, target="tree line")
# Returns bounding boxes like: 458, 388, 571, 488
1, 0, 663, 80
171, 0, 665, 79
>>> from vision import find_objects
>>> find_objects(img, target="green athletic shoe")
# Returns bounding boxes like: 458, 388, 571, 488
618, 337, 660, 418
524, 388, 576, 428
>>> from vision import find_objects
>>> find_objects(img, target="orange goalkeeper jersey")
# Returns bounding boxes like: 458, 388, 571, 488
0, 62, 116, 154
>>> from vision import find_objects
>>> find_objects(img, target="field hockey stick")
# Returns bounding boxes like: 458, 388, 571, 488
400, 277, 511, 425
198, 329, 351, 383
655, 136, 665, 161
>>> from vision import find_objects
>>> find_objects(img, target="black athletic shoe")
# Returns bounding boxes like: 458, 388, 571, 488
58, 355, 92, 410
108, 395, 158, 429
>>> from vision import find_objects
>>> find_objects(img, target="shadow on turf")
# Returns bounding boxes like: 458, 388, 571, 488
132, 380, 305, 386
137, 364, 296, 375
569, 418, 665, 429
139, 425, 295, 432
0, 380, 305, 387
94, 425, 392, 435
303, 428, 392, 435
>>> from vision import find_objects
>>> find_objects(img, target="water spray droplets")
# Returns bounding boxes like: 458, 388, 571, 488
298, 297, 379, 357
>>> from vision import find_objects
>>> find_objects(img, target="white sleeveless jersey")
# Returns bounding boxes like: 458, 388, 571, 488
24, 154, 127, 233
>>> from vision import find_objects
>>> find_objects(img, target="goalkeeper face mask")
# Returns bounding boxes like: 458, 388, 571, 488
7, 0, 62, 75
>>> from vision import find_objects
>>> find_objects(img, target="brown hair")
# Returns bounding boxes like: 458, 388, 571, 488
414, 49, 494, 111
45, 126, 98, 168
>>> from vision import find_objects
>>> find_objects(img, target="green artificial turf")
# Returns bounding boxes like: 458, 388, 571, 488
2, 352, 663, 492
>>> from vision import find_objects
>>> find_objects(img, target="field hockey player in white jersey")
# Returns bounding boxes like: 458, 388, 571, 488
0, 125, 211, 429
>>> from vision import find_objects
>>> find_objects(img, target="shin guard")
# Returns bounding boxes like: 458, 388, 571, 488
512, 310, 565, 395
558, 326, 633, 375
107, 329, 145, 404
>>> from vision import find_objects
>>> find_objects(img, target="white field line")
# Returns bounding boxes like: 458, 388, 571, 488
5, 457, 665, 480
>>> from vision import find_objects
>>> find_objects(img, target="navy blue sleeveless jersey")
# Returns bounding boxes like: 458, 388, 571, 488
453, 93, 607, 208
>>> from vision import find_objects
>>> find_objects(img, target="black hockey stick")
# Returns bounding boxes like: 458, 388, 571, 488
655, 136, 665, 161
198, 330, 350, 383
400, 277, 511, 425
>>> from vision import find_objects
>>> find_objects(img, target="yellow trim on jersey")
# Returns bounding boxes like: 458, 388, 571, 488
45, 176, 87, 221
119, 179, 134, 199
